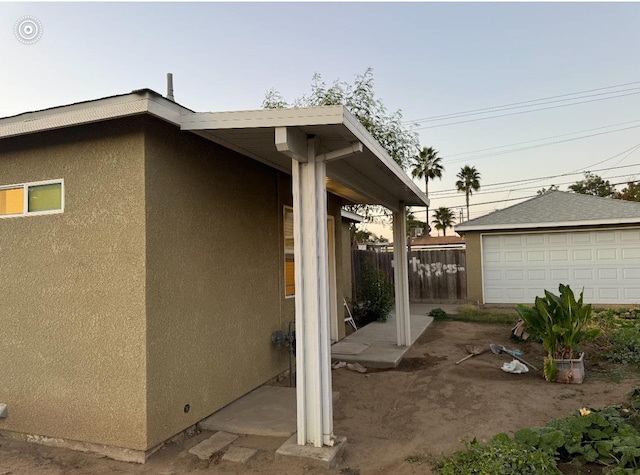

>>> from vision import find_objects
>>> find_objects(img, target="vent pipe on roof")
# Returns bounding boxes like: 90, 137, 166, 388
166, 73, 175, 102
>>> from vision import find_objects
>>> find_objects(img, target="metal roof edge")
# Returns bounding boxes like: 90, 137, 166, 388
0, 90, 192, 139
340, 107, 429, 207
180, 105, 346, 130
456, 216, 640, 232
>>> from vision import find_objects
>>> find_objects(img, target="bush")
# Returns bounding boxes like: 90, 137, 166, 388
428, 308, 448, 321
515, 406, 640, 471
433, 435, 560, 474
353, 257, 394, 326
432, 406, 640, 475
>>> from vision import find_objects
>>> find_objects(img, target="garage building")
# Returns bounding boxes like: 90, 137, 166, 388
455, 191, 640, 305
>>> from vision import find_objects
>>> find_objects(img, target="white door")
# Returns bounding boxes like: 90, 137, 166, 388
482, 228, 640, 304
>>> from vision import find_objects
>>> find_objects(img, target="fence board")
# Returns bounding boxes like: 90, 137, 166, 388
352, 249, 466, 302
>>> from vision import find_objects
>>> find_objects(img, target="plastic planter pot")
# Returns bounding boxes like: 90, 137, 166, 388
554, 352, 585, 384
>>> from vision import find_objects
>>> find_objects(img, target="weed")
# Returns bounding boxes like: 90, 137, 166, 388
558, 389, 585, 400
602, 323, 640, 367
404, 453, 432, 465
432, 435, 560, 474
449, 306, 519, 325
428, 308, 449, 321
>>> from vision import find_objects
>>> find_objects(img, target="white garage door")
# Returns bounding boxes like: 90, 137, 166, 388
482, 228, 640, 304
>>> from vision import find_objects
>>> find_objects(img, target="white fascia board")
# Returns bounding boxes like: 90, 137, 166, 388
0, 92, 187, 139
456, 217, 640, 232
340, 108, 429, 207
340, 209, 364, 223
181, 105, 345, 131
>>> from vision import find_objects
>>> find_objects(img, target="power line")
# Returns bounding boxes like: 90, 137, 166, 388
445, 119, 640, 159
404, 80, 640, 124
446, 124, 640, 164
429, 155, 640, 197
413, 91, 640, 130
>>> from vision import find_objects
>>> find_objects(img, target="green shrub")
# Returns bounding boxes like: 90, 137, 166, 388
515, 406, 640, 471
432, 435, 560, 475
516, 284, 600, 380
432, 406, 640, 475
353, 257, 394, 326
428, 308, 448, 321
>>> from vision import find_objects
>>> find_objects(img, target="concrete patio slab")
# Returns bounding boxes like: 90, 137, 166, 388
276, 434, 347, 469
329, 341, 369, 355
222, 446, 257, 463
331, 313, 434, 368
199, 386, 296, 437
188, 431, 238, 460
199, 386, 340, 438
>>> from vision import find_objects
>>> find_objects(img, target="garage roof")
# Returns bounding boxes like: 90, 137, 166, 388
456, 191, 640, 232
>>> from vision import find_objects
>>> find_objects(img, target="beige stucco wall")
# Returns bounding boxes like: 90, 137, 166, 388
0, 119, 148, 449
0, 114, 351, 453
143, 118, 295, 448
461, 232, 483, 303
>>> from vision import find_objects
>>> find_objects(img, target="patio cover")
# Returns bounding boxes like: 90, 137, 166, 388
182, 105, 428, 454
181, 106, 427, 211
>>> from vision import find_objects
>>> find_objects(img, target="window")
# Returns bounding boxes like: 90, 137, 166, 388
0, 180, 63, 218
284, 206, 295, 297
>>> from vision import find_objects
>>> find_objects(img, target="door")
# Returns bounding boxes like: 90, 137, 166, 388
482, 228, 640, 304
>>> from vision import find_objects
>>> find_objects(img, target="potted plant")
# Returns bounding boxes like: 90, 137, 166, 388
515, 284, 600, 383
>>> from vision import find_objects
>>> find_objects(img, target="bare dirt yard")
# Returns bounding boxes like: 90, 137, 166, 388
1, 320, 638, 475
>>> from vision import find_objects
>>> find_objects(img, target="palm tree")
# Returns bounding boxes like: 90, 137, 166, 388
432, 207, 456, 236
410, 147, 445, 233
456, 165, 481, 221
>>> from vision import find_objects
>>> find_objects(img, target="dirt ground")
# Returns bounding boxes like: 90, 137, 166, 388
1, 320, 638, 475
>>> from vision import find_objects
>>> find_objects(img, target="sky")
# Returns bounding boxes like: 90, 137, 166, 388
2, 2, 640, 239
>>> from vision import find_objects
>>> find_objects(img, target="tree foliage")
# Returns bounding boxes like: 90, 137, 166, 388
411, 147, 444, 190
352, 229, 388, 245
614, 182, 640, 202
568, 172, 616, 197
353, 257, 394, 325
455, 165, 481, 221
537, 185, 559, 195
410, 147, 445, 234
263, 68, 419, 170
432, 207, 456, 236
406, 211, 427, 237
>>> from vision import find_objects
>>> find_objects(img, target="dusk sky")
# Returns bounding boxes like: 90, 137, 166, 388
2, 2, 639, 238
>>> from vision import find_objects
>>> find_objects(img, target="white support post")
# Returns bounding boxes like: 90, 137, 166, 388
292, 136, 334, 448
393, 205, 411, 347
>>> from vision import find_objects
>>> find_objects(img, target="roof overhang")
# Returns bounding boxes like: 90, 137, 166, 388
0, 91, 428, 213
181, 106, 428, 212
456, 217, 640, 233
0, 90, 187, 139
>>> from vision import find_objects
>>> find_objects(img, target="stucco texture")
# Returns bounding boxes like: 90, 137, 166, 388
0, 114, 349, 454
143, 119, 294, 448
462, 232, 483, 303
0, 120, 148, 449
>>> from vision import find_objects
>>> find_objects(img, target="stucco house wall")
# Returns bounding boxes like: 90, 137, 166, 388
462, 231, 483, 303
143, 117, 295, 447
0, 119, 148, 449
0, 113, 352, 454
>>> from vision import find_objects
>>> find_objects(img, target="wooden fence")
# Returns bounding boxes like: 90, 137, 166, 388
351, 249, 467, 302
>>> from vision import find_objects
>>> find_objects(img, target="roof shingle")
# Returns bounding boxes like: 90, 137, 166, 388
455, 191, 640, 232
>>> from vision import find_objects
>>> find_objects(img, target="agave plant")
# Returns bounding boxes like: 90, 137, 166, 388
516, 284, 600, 380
